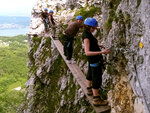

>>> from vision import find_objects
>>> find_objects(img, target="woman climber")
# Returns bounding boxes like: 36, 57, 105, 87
82, 17, 110, 106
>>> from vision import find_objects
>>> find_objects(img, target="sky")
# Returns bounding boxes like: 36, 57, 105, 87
0, 0, 37, 17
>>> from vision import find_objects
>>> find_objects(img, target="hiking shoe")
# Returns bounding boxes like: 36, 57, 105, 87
93, 96, 108, 106
71, 58, 76, 64
66, 58, 76, 64
53, 36, 58, 40
66, 60, 72, 64
64, 53, 67, 57
87, 87, 93, 96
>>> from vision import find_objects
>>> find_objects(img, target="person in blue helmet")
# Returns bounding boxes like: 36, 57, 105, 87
62, 15, 83, 64
82, 17, 110, 106
39, 8, 49, 32
48, 10, 56, 39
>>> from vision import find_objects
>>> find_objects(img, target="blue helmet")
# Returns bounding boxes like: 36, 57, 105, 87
76, 16, 83, 20
84, 17, 98, 27
44, 8, 48, 11
49, 10, 54, 13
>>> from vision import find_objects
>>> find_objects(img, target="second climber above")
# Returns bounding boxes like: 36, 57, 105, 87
62, 15, 83, 64
48, 10, 56, 39
39, 8, 49, 32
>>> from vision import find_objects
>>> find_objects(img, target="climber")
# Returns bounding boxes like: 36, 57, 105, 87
48, 10, 57, 39
82, 17, 110, 106
62, 15, 83, 64
39, 8, 49, 32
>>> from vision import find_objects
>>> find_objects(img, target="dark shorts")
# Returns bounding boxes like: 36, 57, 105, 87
86, 64, 102, 89
62, 34, 74, 60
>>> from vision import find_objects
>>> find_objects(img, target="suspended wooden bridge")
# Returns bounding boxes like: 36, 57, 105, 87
48, 35, 111, 113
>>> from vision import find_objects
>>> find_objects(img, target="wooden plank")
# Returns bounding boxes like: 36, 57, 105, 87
50, 36, 111, 113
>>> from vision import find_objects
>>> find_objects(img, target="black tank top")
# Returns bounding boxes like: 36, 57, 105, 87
50, 15, 55, 25
82, 30, 103, 64
42, 12, 48, 19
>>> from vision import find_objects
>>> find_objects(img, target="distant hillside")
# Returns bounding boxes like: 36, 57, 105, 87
0, 16, 30, 26
0, 16, 30, 36
0, 35, 28, 113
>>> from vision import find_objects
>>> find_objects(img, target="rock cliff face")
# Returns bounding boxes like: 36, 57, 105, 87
19, 0, 150, 113
101, 0, 150, 113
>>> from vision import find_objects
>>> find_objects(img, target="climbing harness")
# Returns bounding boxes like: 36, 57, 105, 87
45, 18, 50, 24
67, 42, 71, 47
90, 62, 100, 67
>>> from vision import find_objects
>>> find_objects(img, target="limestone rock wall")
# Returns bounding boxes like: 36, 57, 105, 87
101, 0, 150, 113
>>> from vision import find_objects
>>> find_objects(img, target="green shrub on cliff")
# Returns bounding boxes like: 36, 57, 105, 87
74, 6, 101, 20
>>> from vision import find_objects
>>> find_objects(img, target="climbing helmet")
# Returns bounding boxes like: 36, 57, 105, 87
76, 16, 83, 20
49, 10, 54, 13
84, 17, 98, 27
44, 8, 48, 11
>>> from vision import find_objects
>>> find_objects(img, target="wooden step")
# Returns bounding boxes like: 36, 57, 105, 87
49, 36, 111, 113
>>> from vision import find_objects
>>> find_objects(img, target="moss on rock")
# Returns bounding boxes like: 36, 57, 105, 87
136, 0, 142, 8
104, 0, 122, 34
74, 6, 101, 20
27, 55, 94, 113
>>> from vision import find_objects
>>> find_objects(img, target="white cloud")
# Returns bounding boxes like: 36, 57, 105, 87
0, 0, 37, 16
